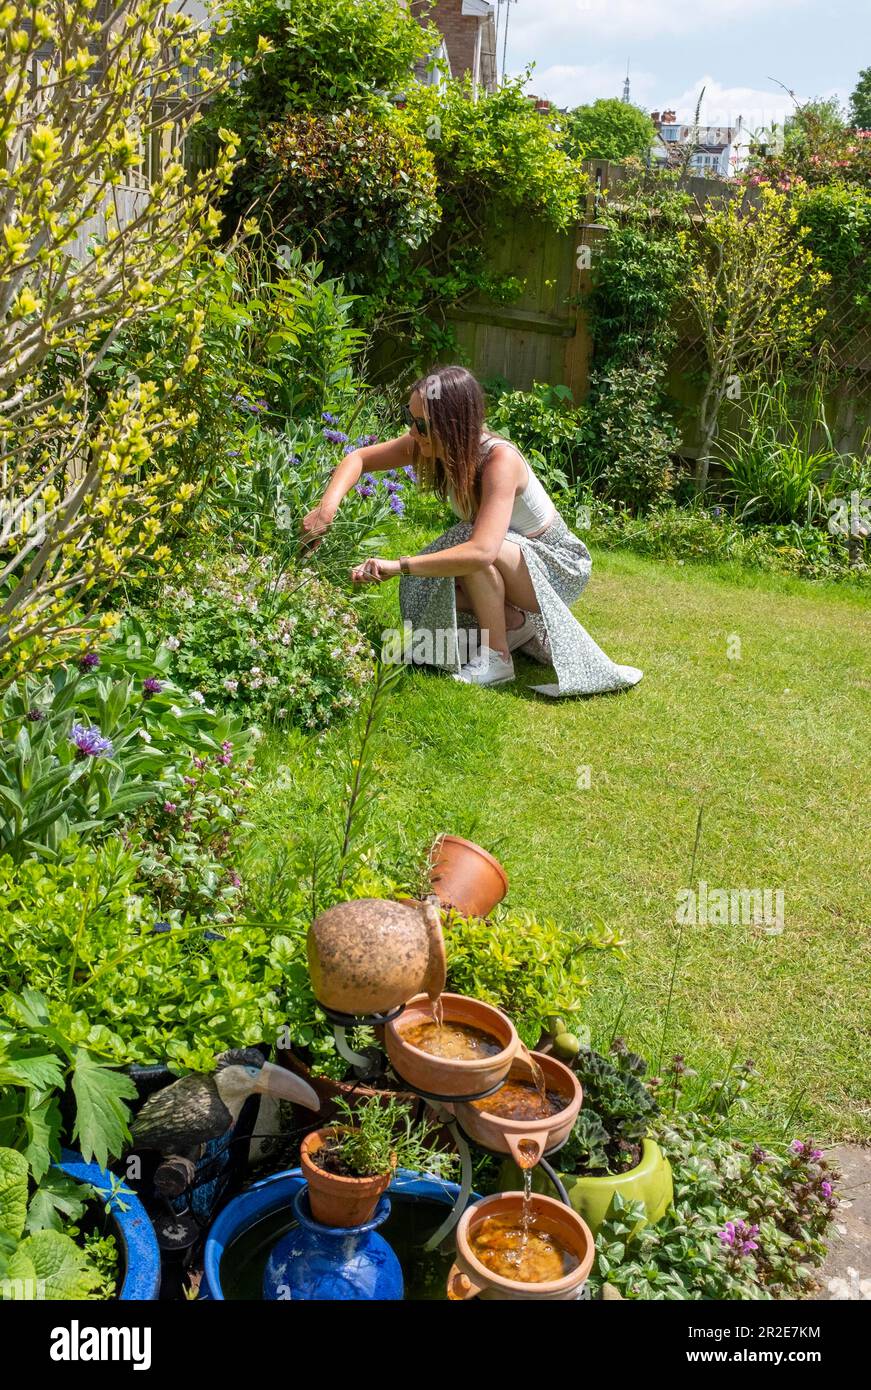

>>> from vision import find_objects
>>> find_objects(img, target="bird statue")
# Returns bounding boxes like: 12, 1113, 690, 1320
129, 1048, 320, 1197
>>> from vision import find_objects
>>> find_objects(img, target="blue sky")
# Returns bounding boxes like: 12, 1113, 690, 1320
498, 0, 870, 129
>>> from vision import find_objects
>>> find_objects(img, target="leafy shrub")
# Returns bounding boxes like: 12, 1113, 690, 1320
586, 168, 693, 369
584, 358, 678, 511
485, 382, 591, 495
126, 737, 254, 925
0, 845, 293, 1072
559, 1042, 659, 1175
0, 635, 248, 861
250, 109, 439, 297
214, 0, 435, 129
137, 553, 373, 730
591, 1114, 839, 1300
0, 1147, 109, 1300
588, 501, 867, 581
444, 909, 625, 1048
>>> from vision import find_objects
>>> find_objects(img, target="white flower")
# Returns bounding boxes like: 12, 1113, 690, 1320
137, 728, 152, 743
190, 690, 206, 705
166, 636, 180, 651
170, 704, 184, 717
224, 678, 239, 694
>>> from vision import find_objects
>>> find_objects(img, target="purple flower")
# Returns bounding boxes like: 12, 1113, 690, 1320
821, 1180, 833, 1199
354, 434, 378, 447
790, 1140, 806, 1155
810, 1148, 824, 1160
718, 1219, 759, 1256
143, 677, 164, 697
232, 393, 262, 414
355, 483, 374, 498
163, 801, 177, 814
152, 920, 172, 934
322, 429, 349, 445
70, 723, 113, 759
385, 480, 404, 494
27, 707, 45, 722
77, 652, 100, 671
322, 411, 340, 426
227, 449, 241, 458
402, 464, 418, 483
389, 494, 405, 516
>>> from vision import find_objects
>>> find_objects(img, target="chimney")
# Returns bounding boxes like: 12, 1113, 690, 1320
663, 109, 676, 123
650, 111, 660, 124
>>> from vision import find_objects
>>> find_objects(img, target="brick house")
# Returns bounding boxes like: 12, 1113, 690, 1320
408, 0, 498, 93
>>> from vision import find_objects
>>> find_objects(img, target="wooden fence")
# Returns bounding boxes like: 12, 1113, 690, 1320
447, 162, 871, 457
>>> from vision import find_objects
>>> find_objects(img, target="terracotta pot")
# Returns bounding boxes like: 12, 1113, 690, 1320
384, 993, 530, 1101
300, 1128, 392, 1229
429, 836, 508, 918
451, 1051, 582, 1169
307, 896, 446, 1018
447, 1192, 595, 1301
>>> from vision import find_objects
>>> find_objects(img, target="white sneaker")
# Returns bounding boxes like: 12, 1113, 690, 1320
506, 614, 537, 652
452, 646, 515, 686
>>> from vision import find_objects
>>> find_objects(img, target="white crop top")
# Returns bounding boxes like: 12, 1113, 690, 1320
448, 435, 557, 537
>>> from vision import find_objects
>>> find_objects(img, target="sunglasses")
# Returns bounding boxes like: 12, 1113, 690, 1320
402, 403, 429, 437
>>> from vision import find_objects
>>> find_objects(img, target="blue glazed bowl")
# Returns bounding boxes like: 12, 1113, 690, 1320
58, 1150, 161, 1301
263, 1189, 402, 1301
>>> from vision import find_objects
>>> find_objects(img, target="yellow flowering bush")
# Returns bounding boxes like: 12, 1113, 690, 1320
0, 0, 246, 684
682, 186, 830, 491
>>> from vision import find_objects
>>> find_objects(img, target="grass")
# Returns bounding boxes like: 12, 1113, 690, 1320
247, 521, 871, 1145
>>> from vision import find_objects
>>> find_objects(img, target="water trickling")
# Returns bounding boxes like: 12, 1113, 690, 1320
469, 1211, 579, 1285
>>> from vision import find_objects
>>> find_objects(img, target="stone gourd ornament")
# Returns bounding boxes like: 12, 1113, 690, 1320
307, 896, 446, 1019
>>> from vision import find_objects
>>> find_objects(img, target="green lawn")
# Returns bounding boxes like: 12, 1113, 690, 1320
248, 535, 871, 1144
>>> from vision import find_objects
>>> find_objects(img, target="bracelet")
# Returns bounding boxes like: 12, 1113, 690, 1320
399, 557, 411, 575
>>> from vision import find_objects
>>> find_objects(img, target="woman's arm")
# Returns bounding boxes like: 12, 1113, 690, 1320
301, 434, 415, 546
352, 446, 521, 582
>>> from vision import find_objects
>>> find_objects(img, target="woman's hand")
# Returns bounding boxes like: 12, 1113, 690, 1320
300, 502, 335, 549
350, 557, 401, 584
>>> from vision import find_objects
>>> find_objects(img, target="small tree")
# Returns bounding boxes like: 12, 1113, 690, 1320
0, 0, 242, 682
560, 99, 655, 164
682, 186, 830, 493
850, 67, 871, 129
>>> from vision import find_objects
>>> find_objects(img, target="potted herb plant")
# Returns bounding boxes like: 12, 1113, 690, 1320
502, 1040, 673, 1234
300, 1094, 454, 1229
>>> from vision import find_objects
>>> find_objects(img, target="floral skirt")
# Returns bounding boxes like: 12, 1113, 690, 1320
398, 514, 643, 698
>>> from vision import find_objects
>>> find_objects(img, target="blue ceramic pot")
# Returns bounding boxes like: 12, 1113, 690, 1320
263, 1188, 402, 1301
58, 1150, 161, 1300
203, 1168, 475, 1300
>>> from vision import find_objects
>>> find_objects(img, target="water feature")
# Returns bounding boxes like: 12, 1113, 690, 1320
469, 1211, 580, 1284
470, 1078, 565, 1120
400, 1018, 504, 1060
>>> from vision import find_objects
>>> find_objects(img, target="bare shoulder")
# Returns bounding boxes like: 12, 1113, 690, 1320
480, 436, 527, 491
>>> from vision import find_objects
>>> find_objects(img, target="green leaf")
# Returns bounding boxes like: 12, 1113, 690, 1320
9, 1229, 102, 1299
0, 1147, 29, 1242
71, 1051, 136, 1169
26, 1170, 90, 1234
0, 1053, 65, 1093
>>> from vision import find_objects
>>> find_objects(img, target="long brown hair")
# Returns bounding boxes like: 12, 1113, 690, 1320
411, 365, 488, 519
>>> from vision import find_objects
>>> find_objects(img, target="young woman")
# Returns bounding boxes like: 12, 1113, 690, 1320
300, 365, 642, 695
